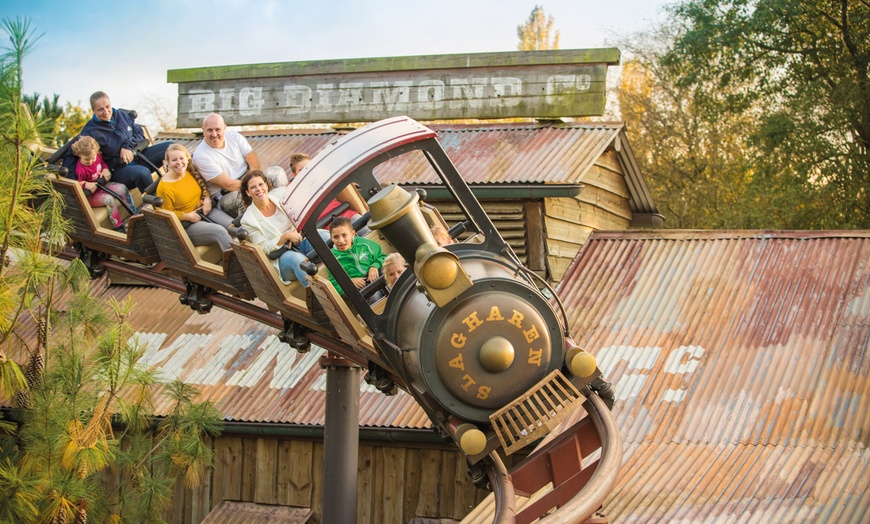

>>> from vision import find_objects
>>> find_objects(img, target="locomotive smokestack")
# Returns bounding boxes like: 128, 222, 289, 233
369, 184, 473, 307
368, 184, 436, 263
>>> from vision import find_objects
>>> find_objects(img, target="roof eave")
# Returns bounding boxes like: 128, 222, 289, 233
615, 127, 659, 215
405, 183, 584, 200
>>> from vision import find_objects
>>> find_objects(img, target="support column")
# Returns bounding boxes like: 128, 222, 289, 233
320, 355, 361, 524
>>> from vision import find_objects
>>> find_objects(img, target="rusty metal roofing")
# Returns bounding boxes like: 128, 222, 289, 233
555, 229, 870, 522
101, 284, 431, 429
201, 501, 311, 524
375, 122, 623, 185
0, 276, 431, 430
161, 121, 657, 214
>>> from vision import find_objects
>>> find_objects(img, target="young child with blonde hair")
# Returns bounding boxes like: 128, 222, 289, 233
382, 252, 407, 291
71, 135, 134, 230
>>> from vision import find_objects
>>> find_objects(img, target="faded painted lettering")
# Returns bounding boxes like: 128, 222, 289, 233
182, 73, 597, 123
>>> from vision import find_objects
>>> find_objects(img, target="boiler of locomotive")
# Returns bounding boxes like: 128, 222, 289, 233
369, 185, 567, 423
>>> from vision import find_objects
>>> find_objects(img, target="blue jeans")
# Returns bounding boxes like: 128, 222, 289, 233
113, 142, 171, 193
278, 230, 329, 285
279, 239, 314, 285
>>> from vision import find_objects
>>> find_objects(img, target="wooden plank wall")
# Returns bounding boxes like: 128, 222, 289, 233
433, 200, 528, 264
544, 150, 632, 280
156, 435, 488, 524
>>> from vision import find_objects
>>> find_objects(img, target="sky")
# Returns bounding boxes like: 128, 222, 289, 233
3, 0, 673, 130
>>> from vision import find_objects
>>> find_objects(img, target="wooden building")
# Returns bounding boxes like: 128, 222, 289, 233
167, 433, 489, 523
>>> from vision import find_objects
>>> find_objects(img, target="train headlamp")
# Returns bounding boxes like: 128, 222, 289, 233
455, 423, 487, 456
565, 346, 597, 378
414, 243, 472, 307
418, 249, 459, 290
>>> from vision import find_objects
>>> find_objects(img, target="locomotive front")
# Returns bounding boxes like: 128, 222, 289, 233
368, 184, 567, 424
288, 116, 609, 461
391, 252, 564, 423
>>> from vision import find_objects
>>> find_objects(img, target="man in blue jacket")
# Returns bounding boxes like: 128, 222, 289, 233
63, 91, 170, 193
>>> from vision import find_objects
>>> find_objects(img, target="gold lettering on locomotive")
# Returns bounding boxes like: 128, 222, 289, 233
477, 385, 491, 400
528, 348, 543, 366
487, 306, 504, 321
508, 310, 524, 328
451, 333, 467, 348
449, 354, 465, 370
462, 311, 484, 332
462, 374, 477, 391
523, 325, 540, 343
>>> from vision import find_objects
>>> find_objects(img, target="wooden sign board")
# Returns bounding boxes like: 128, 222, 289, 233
168, 49, 620, 127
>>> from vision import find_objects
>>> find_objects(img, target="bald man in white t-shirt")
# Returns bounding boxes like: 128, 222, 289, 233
192, 113, 287, 217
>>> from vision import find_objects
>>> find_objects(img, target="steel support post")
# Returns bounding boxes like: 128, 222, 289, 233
321, 355, 361, 523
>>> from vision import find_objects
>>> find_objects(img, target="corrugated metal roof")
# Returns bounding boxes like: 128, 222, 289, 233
201, 501, 311, 524
110, 283, 429, 428
374, 123, 622, 185
0, 281, 430, 429
161, 121, 657, 214
555, 229, 870, 522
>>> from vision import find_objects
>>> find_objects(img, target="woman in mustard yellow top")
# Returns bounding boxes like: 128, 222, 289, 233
156, 144, 232, 250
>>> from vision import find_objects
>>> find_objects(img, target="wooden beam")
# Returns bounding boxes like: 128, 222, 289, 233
168, 49, 621, 83
375, 446, 406, 523
214, 436, 243, 502
357, 446, 375, 523
524, 201, 547, 273
241, 437, 257, 501
254, 438, 278, 503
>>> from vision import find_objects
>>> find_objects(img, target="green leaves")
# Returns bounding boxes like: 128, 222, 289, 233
0, 16, 224, 524
7, 288, 223, 522
0, 458, 40, 523
620, 0, 870, 228
517, 5, 560, 51
0, 351, 25, 397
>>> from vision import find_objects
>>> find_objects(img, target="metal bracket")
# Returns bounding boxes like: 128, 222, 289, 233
364, 361, 397, 396
277, 318, 311, 353
74, 242, 107, 278
178, 280, 213, 314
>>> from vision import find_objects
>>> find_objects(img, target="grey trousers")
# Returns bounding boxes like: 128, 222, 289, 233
184, 208, 234, 250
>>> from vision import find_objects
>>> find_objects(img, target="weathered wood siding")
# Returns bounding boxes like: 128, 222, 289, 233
544, 150, 632, 280
152, 435, 487, 524
432, 199, 533, 267
169, 49, 619, 126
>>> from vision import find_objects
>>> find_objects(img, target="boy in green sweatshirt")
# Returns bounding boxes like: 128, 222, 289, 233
328, 216, 385, 295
